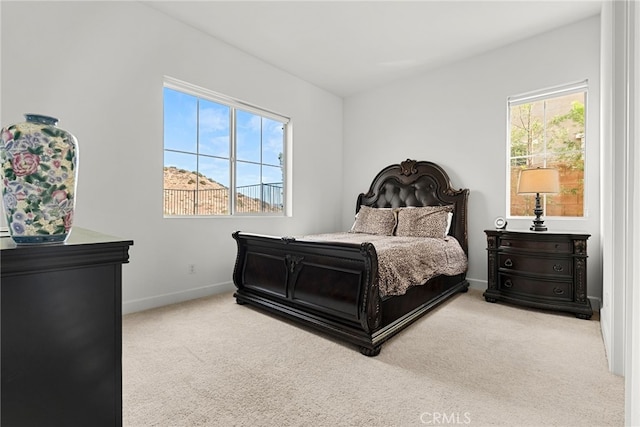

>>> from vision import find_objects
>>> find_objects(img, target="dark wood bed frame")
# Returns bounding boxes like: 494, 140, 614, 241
232, 159, 469, 356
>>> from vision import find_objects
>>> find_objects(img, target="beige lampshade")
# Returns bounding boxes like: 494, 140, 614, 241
517, 168, 560, 194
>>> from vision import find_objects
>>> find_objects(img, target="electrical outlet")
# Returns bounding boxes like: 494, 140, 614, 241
188, 264, 196, 274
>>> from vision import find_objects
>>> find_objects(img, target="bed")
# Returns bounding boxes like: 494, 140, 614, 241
232, 159, 469, 356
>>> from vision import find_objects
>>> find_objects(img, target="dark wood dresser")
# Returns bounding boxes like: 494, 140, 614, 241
484, 229, 592, 319
1, 227, 133, 427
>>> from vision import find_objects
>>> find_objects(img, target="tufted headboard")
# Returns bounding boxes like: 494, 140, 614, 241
356, 159, 469, 255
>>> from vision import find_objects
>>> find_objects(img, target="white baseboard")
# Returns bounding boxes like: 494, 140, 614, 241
122, 281, 235, 315
600, 308, 612, 366
466, 278, 486, 291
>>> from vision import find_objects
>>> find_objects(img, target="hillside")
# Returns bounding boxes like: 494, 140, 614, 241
163, 167, 271, 215
164, 166, 226, 191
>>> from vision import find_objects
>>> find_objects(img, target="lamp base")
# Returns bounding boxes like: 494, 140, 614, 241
530, 222, 548, 232
530, 192, 548, 232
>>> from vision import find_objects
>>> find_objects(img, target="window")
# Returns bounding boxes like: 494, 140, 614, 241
163, 77, 289, 216
508, 81, 587, 218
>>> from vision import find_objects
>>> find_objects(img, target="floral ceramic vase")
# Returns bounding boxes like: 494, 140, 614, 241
0, 114, 78, 244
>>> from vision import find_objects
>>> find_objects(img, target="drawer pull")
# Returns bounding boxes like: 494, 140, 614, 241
504, 279, 513, 288
553, 287, 565, 295
553, 264, 564, 272
504, 258, 513, 267
504, 241, 511, 246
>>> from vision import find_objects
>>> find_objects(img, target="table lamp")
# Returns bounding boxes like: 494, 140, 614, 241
517, 167, 560, 231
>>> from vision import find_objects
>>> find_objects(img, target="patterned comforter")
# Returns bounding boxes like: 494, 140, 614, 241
299, 232, 468, 297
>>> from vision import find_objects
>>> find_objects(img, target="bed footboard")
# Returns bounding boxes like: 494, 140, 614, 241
233, 231, 469, 356
232, 231, 383, 351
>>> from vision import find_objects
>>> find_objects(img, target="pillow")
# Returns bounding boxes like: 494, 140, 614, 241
395, 205, 454, 238
350, 206, 397, 236
445, 211, 454, 235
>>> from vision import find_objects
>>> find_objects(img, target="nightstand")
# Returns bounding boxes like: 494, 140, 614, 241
484, 229, 592, 319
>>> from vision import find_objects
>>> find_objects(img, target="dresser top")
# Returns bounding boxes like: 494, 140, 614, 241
1, 227, 133, 276
485, 228, 590, 238
1, 227, 133, 251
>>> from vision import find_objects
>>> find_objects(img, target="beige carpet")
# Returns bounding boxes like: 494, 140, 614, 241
122, 288, 623, 426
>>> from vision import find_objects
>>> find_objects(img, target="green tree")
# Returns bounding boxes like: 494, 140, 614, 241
548, 101, 585, 171
510, 104, 544, 167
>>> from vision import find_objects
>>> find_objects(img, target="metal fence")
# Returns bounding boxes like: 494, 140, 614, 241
164, 183, 283, 215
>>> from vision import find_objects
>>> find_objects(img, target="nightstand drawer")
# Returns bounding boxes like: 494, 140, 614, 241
499, 274, 573, 301
498, 253, 572, 277
500, 238, 571, 253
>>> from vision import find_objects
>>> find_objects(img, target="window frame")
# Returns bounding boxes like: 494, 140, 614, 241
163, 76, 290, 217
506, 80, 588, 220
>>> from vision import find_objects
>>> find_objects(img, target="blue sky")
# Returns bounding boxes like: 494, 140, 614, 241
163, 87, 284, 189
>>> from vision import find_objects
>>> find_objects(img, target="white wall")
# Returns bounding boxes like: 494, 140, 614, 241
600, 0, 627, 378
600, 0, 640, 423
343, 16, 602, 301
629, 0, 640, 420
601, 1, 640, 421
628, 0, 640, 421
0, 3, 606, 310
1, 1, 344, 313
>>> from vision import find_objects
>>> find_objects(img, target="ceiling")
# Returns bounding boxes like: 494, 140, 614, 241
144, 0, 603, 98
